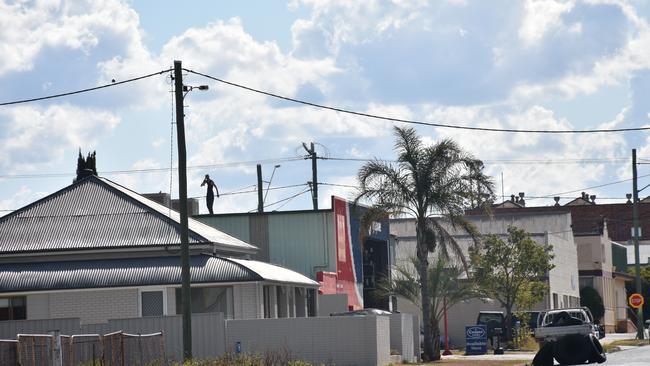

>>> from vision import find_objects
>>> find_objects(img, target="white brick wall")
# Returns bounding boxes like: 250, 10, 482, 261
26, 293, 50, 319
49, 288, 139, 324
226, 316, 391, 366
233, 283, 261, 319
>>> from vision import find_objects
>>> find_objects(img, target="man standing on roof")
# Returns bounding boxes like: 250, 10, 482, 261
201, 174, 219, 214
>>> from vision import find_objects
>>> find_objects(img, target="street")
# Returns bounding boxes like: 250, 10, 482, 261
601, 346, 650, 366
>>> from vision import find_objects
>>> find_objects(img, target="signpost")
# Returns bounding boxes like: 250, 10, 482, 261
465, 325, 488, 355
629, 293, 645, 309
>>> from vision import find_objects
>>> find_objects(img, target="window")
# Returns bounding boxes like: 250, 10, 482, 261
0, 297, 26, 321
307, 289, 316, 317
141, 291, 164, 317
552, 293, 559, 309
176, 286, 232, 318
263, 286, 273, 318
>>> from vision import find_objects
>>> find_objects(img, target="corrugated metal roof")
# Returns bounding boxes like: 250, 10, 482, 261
0, 255, 262, 293
0, 176, 257, 254
228, 258, 319, 286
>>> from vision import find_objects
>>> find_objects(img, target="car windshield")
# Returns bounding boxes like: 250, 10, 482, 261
542, 310, 587, 326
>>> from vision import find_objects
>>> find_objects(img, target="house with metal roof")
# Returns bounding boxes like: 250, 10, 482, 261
0, 176, 318, 324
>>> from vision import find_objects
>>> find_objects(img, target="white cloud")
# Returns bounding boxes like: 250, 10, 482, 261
0, 105, 119, 172
427, 104, 627, 200
0, 186, 49, 213
518, 0, 575, 46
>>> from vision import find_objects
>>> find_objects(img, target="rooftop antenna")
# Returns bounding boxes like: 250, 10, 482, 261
264, 164, 281, 205
501, 172, 505, 203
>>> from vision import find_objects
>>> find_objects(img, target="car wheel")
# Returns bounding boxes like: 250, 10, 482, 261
532, 341, 554, 366
587, 334, 606, 364
552, 334, 591, 365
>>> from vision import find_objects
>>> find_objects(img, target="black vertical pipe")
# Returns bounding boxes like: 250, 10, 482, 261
257, 164, 264, 212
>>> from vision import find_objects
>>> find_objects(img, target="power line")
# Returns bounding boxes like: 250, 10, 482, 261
321, 156, 630, 165
191, 183, 308, 199
184, 68, 650, 134
317, 182, 635, 201
541, 173, 650, 197
0, 157, 303, 179
0, 69, 172, 106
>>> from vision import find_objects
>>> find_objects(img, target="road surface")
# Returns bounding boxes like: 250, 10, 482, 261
602, 346, 650, 365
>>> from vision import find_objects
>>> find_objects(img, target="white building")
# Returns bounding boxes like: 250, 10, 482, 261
390, 210, 580, 346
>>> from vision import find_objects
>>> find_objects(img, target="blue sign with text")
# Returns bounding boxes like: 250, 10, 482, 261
465, 325, 487, 355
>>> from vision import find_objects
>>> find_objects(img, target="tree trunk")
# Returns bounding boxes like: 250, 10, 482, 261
431, 314, 442, 361
505, 306, 513, 342
417, 220, 433, 361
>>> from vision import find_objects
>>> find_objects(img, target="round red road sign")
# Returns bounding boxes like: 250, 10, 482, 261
629, 293, 644, 309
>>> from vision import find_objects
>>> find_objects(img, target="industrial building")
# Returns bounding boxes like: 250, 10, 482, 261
193, 196, 394, 311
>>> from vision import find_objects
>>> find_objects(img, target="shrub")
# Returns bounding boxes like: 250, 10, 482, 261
580, 286, 605, 322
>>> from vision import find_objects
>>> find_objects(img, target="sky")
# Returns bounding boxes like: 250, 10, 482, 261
2, 0, 650, 215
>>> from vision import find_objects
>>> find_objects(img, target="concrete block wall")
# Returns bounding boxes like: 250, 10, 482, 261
25, 289, 139, 324
225, 316, 391, 366
0, 313, 408, 365
389, 313, 415, 362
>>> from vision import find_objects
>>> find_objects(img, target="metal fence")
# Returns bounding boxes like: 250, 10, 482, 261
1, 331, 164, 366
0, 340, 18, 365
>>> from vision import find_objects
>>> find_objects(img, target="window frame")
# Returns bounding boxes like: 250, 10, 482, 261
138, 288, 168, 317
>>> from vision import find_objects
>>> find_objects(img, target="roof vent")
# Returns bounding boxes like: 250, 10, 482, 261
589, 195, 596, 204
553, 197, 560, 206
626, 194, 633, 204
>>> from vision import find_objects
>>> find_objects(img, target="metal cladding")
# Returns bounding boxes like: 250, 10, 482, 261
0, 176, 256, 254
0, 255, 262, 293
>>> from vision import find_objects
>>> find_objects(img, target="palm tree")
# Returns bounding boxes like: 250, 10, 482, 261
356, 126, 493, 361
379, 257, 477, 359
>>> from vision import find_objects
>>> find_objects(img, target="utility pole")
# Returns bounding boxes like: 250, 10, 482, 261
174, 60, 193, 360
632, 148, 645, 340
257, 164, 264, 212
303, 142, 318, 210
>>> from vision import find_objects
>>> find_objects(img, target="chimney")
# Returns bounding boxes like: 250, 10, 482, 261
626, 194, 633, 204
589, 195, 596, 204
510, 194, 516, 203
553, 197, 560, 206
518, 192, 525, 207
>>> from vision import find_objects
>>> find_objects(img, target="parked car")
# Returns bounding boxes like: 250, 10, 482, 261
476, 311, 505, 343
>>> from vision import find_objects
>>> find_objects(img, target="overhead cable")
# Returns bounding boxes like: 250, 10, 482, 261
0, 157, 303, 179
0, 69, 172, 106
321, 156, 630, 165
184, 68, 650, 134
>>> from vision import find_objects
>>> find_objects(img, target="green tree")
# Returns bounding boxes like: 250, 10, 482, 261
378, 257, 477, 359
580, 286, 605, 322
356, 126, 493, 361
627, 266, 650, 322
470, 226, 554, 340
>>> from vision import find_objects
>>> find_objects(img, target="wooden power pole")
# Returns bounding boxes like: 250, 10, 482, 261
303, 142, 318, 210
632, 148, 645, 340
174, 60, 193, 360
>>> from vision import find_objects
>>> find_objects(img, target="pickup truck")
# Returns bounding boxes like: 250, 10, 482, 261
534, 307, 599, 341
532, 307, 606, 366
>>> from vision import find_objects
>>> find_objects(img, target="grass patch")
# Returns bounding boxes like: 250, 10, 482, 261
170, 351, 322, 366
603, 338, 650, 353
397, 360, 528, 366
